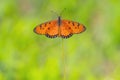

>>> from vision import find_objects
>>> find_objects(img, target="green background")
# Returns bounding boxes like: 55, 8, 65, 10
0, 0, 120, 80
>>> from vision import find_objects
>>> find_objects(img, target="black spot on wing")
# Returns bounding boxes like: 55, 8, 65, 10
75, 27, 77, 29
68, 27, 71, 29
68, 21, 71, 24
48, 27, 50, 30
72, 22, 75, 26
40, 24, 42, 27
38, 24, 44, 29
48, 22, 51, 24
44, 23, 47, 27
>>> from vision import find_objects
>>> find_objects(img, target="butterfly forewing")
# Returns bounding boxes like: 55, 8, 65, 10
34, 20, 59, 38
62, 20, 86, 34
34, 23, 48, 34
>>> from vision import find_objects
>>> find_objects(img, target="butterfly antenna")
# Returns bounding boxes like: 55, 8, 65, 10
60, 8, 66, 17
50, 10, 59, 17
61, 38, 67, 80
51, 8, 66, 18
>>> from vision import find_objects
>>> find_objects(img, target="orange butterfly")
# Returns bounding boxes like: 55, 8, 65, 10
33, 16, 86, 38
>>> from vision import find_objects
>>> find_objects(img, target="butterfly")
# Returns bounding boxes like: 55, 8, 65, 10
33, 16, 86, 38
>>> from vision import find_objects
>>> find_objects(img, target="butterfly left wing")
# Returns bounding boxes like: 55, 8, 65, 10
34, 20, 59, 38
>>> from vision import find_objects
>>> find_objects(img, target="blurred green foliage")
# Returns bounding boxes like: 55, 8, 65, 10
0, 0, 120, 80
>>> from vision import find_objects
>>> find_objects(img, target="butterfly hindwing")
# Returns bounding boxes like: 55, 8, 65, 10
60, 20, 73, 38
45, 20, 58, 38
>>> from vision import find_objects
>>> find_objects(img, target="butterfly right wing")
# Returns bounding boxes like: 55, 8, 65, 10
59, 20, 86, 38
62, 20, 86, 34
34, 20, 59, 38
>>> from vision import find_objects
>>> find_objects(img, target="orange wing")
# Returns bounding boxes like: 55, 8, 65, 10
34, 20, 59, 38
59, 20, 86, 38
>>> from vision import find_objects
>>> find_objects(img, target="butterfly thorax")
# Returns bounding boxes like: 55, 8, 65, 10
58, 16, 61, 26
